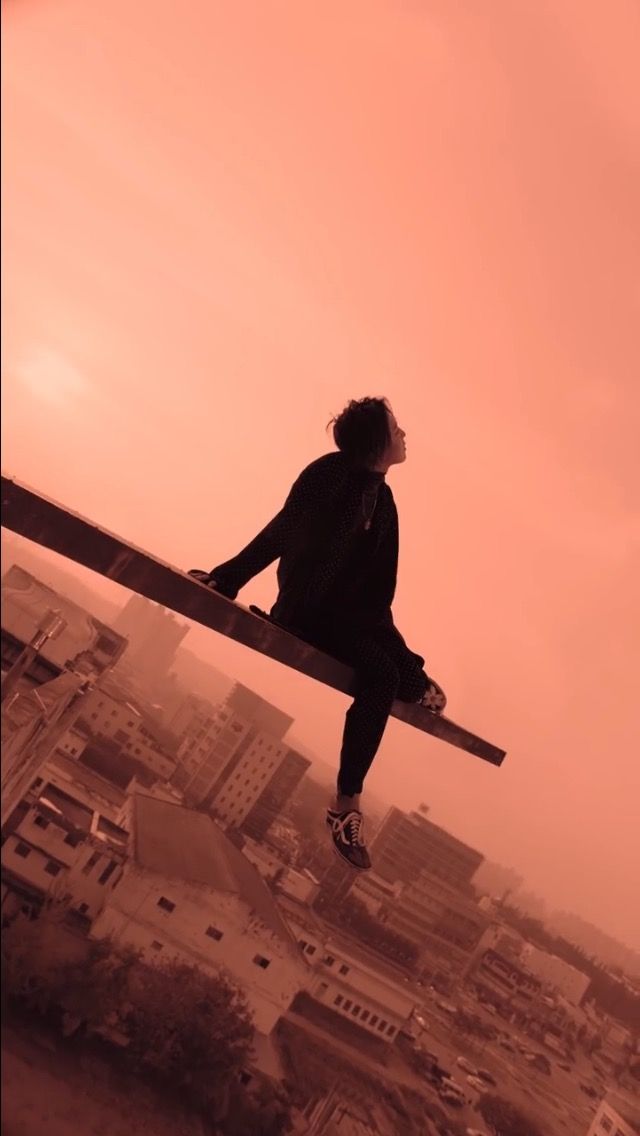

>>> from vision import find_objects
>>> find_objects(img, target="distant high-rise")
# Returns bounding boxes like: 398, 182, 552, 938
114, 595, 188, 687
371, 807, 484, 891
174, 682, 294, 806
241, 748, 311, 841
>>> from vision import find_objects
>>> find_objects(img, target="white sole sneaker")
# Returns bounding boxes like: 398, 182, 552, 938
421, 680, 447, 713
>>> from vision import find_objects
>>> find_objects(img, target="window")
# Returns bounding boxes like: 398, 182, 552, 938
150, 941, 163, 951
82, 851, 101, 875
361, 1010, 370, 1021
339, 964, 350, 975
127, 720, 135, 728
334, 995, 344, 1006
370, 1015, 378, 1027
305, 944, 316, 956
343, 1000, 352, 1012
14, 842, 31, 859
98, 860, 118, 885
351, 1004, 361, 1016
157, 896, 176, 913
44, 861, 61, 877
64, 833, 81, 847
600, 1120, 613, 1134
386, 1025, 395, 1036
77, 903, 89, 915
378, 1020, 388, 1032
34, 815, 50, 830
205, 925, 223, 941
323, 955, 335, 966
253, 955, 271, 969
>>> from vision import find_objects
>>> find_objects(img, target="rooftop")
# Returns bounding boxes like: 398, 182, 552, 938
38, 782, 94, 832
604, 1094, 640, 1133
275, 892, 417, 992
47, 751, 127, 810
131, 794, 300, 954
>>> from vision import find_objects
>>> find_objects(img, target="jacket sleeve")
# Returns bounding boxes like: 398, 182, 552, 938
208, 457, 340, 599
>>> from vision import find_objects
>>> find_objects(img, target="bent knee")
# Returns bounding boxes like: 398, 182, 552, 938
397, 668, 428, 703
356, 661, 401, 696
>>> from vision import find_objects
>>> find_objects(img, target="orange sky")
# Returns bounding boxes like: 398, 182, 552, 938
2, 0, 639, 950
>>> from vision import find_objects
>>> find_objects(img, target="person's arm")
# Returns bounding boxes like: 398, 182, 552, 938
197, 455, 343, 599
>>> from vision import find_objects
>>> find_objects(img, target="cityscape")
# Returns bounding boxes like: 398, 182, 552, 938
1, 537, 639, 1136
3, 3, 639, 1133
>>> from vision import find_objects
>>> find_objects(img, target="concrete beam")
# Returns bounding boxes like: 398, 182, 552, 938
1, 476, 506, 767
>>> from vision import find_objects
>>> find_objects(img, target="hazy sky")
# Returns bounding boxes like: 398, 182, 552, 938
2, 1, 639, 949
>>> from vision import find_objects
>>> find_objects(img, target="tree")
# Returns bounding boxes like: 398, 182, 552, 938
125, 957, 254, 1108
58, 936, 140, 1036
478, 1094, 544, 1136
221, 1079, 293, 1136
2, 911, 70, 1016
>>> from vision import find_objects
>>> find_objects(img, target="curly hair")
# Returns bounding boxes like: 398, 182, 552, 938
327, 397, 391, 468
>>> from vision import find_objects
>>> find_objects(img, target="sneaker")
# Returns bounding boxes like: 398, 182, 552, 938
326, 809, 372, 871
420, 678, 447, 713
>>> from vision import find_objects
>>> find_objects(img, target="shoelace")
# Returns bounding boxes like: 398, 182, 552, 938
332, 810, 366, 847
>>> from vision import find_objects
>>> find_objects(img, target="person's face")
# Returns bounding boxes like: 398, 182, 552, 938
381, 407, 407, 467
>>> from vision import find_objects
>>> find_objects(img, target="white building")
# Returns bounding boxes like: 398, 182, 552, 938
277, 895, 417, 1043
81, 686, 177, 781
241, 836, 288, 882
1, 780, 127, 923
275, 867, 320, 906
520, 944, 590, 1005
586, 1095, 640, 1136
90, 794, 307, 1034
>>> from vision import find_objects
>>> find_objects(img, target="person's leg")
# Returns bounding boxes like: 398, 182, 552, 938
327, 632, 402, 801
375, 623, 446, 711
301, 623, 400, 870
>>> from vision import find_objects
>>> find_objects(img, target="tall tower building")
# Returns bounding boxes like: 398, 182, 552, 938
371, 807, 484, 890
113, 595, 188, 687
177, 683, 294, 810
240, 748, 311, 841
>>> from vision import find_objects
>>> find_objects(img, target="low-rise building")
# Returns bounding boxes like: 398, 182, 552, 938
469, 946, 543, 1010
278, 895, 416, 1043
586, 1095, 640, 1136
521, 943, 590, 1005
1, 780, 127, 924
90, 794, 307, 1034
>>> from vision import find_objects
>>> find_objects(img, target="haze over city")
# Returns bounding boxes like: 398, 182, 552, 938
2, 0, 639, 953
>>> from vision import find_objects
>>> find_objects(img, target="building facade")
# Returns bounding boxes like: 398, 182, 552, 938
278, 896, 417, 1044
91, 794, 306, 1034
586, 1096, 640, 1136
1, 779, 127, 924
113, 594, 188, 687
521, 944, 591, 1005
371, 807, 484, 890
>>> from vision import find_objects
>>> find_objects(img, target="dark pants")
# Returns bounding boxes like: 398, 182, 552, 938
301, 617, 429, 797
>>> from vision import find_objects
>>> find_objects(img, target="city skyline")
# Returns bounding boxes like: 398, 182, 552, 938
2, 1, 639, 951
2, 535, 638, 968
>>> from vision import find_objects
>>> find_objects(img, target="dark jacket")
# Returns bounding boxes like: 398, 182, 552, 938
209, 452, 400, 633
